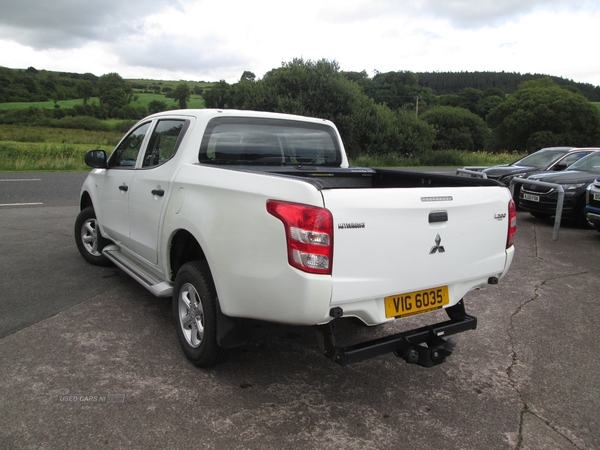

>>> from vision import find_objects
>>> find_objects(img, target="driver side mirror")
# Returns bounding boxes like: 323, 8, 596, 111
553, 163, 567, 171
84, 149, 107, 169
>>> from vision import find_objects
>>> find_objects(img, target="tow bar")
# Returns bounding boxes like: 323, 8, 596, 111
315, 300, 476, 367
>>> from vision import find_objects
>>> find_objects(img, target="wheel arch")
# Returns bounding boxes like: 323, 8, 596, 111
169, 229, 208, 282
79, 191, 93, 211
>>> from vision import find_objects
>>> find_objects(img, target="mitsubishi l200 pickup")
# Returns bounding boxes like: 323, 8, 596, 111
75, 109, 516, 368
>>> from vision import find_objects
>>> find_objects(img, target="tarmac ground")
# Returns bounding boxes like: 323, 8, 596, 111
0, 173, 599, 449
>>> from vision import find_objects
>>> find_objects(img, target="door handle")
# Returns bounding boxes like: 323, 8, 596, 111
429, 211, 448, 223
119, 185, 128, 192
151, 189, 165, 197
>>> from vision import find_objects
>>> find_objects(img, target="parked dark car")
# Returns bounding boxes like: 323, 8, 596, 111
519, 151, 600, 228
479, 147, 598, 203
585, 176, 600, 232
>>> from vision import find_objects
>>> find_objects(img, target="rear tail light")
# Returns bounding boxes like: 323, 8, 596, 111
267, 200, 333, 275
507, 199, 517, 248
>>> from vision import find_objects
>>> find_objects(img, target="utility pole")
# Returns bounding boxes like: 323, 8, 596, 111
415, 95, 419, 117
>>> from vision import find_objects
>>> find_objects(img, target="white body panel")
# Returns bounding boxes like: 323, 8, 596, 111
162, 164, 334, 325
322, 186, 514, 324
93, 168, 134, 247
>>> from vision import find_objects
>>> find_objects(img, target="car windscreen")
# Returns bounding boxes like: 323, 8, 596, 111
198, 117, 342, 166
566, 152, 600, 173
514, 148, 571, 168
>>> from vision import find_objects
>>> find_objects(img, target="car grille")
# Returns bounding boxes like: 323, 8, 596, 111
521, 184, 553, 194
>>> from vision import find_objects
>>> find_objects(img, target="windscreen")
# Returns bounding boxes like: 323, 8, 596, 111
514, 148, 571, 168
567, 152, 600, 173
199, 117, 341, 166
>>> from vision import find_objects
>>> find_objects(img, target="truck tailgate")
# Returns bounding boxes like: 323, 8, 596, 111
322, 185, 512, 307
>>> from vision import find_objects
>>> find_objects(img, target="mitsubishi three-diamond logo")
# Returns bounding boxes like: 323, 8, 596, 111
429, 234, 445, 254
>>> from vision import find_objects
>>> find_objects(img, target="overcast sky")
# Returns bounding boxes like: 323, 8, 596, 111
1, 0, 599, 86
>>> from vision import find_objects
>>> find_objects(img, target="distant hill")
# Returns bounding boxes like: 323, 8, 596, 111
0, 66, 211, 104
415, 71, 600, 101
1, 66, 599, 104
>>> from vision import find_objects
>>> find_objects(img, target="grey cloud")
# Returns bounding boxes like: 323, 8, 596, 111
0, 0, 193, 49
112, 35, 251, 76
417, 0, 600, 29
321, 0, 599, 29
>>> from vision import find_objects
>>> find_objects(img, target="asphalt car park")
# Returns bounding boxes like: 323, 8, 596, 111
1, 172, 599, 449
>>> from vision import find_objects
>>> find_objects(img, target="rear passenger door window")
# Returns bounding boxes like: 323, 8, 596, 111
142, 120, 188, 168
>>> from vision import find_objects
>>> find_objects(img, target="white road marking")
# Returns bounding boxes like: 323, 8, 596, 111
0, 203, 44, 207
0, 179, 44, 206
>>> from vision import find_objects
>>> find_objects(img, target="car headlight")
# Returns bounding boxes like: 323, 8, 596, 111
502, 173, 527, 182
560, 182, 586, 190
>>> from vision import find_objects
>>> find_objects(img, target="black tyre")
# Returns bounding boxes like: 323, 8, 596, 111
74, 206, 111, 266
173, 261, 229, 367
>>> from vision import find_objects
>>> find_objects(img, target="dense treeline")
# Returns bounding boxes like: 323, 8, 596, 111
1, 61, 600, 153
201, 59, 600, 153
0, 66, 98, 102
3, 65, 598, 103
416, 71, 600, 102
0, 66, 204, 103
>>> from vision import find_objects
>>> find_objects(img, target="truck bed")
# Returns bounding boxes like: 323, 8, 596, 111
225, 165, 504, 190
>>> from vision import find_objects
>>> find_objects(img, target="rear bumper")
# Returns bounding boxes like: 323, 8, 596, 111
315, 300, 476, 367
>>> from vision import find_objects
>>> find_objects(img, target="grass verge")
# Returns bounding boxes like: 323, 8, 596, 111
0, 124, 121, 171
0, 124, 525, 172
350, 149, 523, 168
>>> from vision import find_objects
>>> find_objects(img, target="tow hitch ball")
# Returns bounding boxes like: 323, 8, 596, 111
395, 336, 457, 367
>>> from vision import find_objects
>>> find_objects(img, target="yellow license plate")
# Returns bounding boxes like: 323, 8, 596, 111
385, 286, 449, 319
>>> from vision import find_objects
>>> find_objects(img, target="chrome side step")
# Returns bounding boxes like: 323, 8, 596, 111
103, 245, 173, 297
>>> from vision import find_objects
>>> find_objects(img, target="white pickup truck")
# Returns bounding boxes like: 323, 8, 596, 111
75, 109, 516, 368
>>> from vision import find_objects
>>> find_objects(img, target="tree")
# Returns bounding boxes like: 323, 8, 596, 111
76, 80, 94, 105
100, 88, 129, 113
487, 78, 600, 151
202, 80, 233, 109
148, 100, 168, 114
456, 88, 483, 115
98, 73, 131, 98
366, 71, 420, 110
421, 106, 492, 151
227, 58, 435, 157
97, 73, 133, 117
172, 83, 191, 109
475, 88, 506, 119
341, 70, 371, 91
240, 71, 256, 82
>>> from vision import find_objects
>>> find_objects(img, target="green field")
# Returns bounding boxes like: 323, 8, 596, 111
0, 123, 522, 172
130, 93, 206, 109
0, 124, 121, 171
0, 98, 94, 110
0, 92, 206, 111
